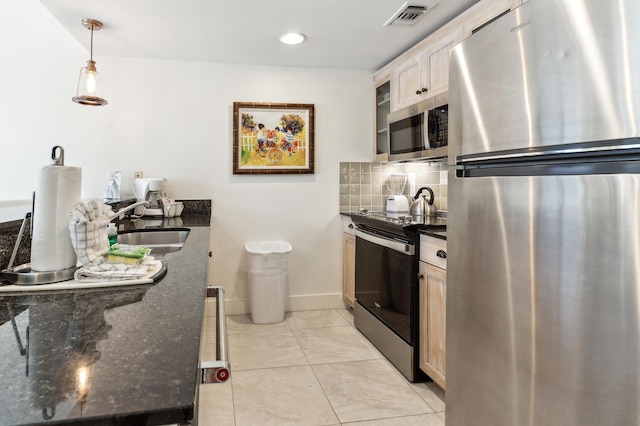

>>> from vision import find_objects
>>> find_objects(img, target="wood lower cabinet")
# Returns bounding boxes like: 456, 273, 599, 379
342, 216, 356, 308
343, 233, 355, 307
419, 235, 447, 390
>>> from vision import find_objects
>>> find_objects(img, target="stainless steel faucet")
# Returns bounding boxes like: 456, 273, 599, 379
111, 201, 150, 221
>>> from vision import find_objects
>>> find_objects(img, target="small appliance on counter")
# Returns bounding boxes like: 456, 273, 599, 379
409, 186, 437, 218
385, 173, 409, 212
133, 178, 183, 218
134, 178, 166, 216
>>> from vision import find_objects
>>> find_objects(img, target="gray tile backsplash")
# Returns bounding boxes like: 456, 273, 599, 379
339, 161, 448, 213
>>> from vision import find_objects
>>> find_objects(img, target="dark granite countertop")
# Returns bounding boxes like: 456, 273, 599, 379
0, 211, 211, 425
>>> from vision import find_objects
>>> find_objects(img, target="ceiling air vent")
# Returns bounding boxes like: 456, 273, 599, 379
383, 2, 434, 27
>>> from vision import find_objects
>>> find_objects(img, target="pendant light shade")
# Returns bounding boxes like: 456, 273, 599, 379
72, 19, 108, 106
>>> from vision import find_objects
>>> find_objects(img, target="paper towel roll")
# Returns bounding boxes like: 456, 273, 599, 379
30, 165, 82, 271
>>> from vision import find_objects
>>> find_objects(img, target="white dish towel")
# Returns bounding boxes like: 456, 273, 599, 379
74, 257, 155, 282
69, 199, 150, 282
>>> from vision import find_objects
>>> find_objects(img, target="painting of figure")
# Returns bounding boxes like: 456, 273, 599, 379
233, 102, 314, 174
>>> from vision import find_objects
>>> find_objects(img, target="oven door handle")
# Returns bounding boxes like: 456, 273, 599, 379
355, 228, 415, 255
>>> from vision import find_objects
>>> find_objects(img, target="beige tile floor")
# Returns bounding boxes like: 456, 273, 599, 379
198, 303, 445, 425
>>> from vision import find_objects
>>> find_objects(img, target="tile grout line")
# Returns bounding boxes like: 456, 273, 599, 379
202, 307, 445, 425
292, 309, 351, 426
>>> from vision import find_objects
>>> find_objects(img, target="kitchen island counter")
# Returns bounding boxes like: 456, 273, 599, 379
0, 213, 210, 425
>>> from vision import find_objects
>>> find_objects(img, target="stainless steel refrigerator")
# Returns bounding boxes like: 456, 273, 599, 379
447, 0, 640, 425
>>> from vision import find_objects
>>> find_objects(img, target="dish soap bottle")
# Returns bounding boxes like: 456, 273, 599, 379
107, 223, 118, 247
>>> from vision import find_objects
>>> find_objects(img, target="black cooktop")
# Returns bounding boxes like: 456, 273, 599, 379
350, 210, 446, 237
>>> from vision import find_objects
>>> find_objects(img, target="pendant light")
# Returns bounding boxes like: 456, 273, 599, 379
72, 19, 108, 106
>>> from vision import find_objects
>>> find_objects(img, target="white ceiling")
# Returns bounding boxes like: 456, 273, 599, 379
38, 0, 480, 71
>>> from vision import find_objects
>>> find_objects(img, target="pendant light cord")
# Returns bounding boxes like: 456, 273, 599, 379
89, 26, 94, 62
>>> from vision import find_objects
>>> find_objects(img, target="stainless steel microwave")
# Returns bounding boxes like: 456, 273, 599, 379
387, 92, 449, 162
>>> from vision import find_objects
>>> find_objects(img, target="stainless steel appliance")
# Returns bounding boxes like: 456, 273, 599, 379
351, 211, 445, 381
447, 1, 640, 425
387, 93, 448, 162
409, 187, 437, 218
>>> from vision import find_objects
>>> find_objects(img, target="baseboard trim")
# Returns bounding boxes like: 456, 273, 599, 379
223, 292, 344, 316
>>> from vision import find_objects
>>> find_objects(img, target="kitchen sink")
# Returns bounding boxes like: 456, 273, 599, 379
117, 228, 190, 254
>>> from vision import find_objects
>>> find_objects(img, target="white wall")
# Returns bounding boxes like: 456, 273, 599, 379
2, 0, 373, 313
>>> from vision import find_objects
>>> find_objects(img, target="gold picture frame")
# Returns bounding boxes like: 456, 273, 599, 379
233, 102, 315, 174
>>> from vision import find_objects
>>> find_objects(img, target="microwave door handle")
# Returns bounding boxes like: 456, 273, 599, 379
424, 119, 430, 150
425, 113, 436, 149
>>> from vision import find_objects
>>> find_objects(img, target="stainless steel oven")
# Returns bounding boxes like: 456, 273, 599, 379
353, 224, 421, 381
351, 211, 446, 382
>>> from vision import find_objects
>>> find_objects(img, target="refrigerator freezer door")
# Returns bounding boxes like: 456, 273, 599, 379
448, 0, 640, 164
447, 170, 640, 426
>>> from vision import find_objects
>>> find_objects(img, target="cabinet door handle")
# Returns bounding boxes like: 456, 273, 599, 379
348, 223, 354, 229
415, 90, 422, 95
436, 250, 447, 259
421, 87, 428, 93
417, 273, 424, 280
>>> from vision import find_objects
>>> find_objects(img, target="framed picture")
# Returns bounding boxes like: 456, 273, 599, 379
233, 102, 315, 174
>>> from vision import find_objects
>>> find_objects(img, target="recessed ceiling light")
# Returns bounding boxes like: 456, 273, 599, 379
279, 32, 306, 45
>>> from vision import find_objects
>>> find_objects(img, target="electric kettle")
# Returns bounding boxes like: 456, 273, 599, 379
410, 187, 437, 217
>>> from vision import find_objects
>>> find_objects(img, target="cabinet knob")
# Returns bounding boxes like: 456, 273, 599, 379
421, 87, 428, 93
418, 273, 424, 280
348, 223, 354, 229
415, 90, 422, 95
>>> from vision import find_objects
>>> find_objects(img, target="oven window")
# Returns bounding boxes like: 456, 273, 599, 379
355, 235, 414, 344
389, 113, 424, 154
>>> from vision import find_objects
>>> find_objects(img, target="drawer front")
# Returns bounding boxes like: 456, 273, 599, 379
420, 235, 447, 269
342, 216, 355, 235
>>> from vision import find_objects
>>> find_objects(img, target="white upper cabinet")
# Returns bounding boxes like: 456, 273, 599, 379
370, 0, 525, 159
393, 54, 423, 109
372, 72, 391, 161
392, 29, 461, 111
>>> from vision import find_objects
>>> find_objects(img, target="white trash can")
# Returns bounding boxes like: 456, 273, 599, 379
244, 241, 292, 324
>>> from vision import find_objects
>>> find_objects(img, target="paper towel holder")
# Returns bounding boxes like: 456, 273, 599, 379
51, 146, 64, 166
0, 212, 79, 285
